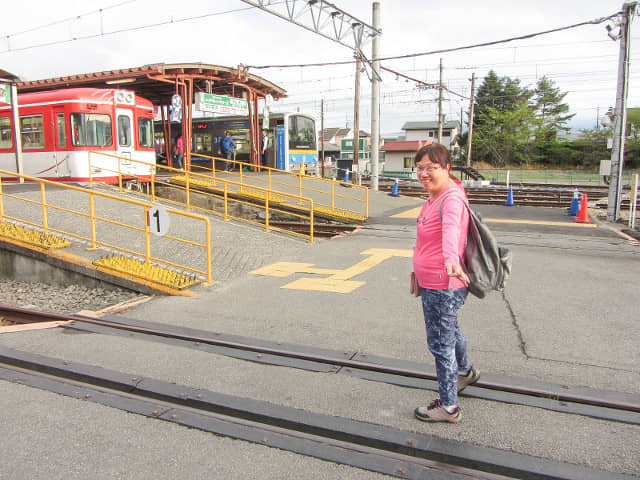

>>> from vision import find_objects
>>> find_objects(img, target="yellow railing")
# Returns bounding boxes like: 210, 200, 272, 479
0, 168, 212, 285
88, 151, 317, 243
175, 153, 369, 220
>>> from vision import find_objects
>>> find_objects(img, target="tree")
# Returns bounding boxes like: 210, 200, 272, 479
569, 127, 610, 168
530, 76, 575, 165
471, 71, 532, 165
473, 103, 536, 167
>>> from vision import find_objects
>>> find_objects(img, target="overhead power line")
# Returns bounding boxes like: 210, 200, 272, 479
247, 10, 623, 69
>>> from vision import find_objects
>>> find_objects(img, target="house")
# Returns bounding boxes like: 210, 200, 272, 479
319, 127, 351, 146
380, 140, 430, 178
401, 121, 461, 150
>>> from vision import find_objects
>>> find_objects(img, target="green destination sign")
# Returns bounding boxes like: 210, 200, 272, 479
0, 84, 11, 104
195, 93, 249, 116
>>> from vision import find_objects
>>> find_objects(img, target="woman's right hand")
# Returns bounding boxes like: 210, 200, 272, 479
410, 272, 420, 297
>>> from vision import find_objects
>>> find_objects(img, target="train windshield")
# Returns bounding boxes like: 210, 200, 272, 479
71, 113, 113, 147
288, 115, 316, 151
138, 118, 154, 148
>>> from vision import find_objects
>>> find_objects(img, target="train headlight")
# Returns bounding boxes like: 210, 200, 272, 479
115, 90, 135, 105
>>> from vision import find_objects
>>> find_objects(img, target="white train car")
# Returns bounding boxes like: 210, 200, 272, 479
0, 88, 155, 183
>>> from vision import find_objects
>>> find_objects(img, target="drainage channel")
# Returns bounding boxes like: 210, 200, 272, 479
0, 346, 635, 480
1, 305, 638, 426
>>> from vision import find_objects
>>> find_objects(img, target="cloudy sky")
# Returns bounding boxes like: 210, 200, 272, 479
0, 0, 636, 133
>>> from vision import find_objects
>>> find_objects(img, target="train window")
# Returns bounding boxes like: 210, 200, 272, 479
70, 113, 113, 147
56, 113, 66, 148
138, 118, 154, 148
20, 115, 44, 149
0, 117, 11, 149
117, 115, 131, 147
288, 115, 316, 151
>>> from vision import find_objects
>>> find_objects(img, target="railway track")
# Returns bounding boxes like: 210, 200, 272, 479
1, 305, 638, 480
371, 180, 635, 209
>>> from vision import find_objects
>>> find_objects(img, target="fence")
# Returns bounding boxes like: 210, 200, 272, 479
171, 153, 369, 221
0, 169, 212, 286
88, 152, 317, 243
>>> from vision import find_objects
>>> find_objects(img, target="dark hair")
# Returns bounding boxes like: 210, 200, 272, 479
414, 142, 458, 181
414, 142, 450, 167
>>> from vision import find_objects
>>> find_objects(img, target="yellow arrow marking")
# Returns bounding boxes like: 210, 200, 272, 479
250, 249, 413, 293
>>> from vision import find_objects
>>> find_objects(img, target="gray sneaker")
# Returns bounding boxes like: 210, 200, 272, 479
458, 366, 480, 393
414, 399, 462, 423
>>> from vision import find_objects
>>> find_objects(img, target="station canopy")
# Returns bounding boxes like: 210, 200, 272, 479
16, 63, 287, 167
15, 62, 286, 105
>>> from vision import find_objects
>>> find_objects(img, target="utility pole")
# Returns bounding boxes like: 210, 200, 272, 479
353, 53, 361, 181
607, 2, 637, 222
437, 58, 444, 144
370, 1, 381, 191
467, 72, 476, 168
321, 98, 325, 178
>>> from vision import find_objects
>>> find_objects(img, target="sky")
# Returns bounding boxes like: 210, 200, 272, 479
0, 0, 637, 135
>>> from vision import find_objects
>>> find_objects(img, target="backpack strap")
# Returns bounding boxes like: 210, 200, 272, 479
438, 191, 469, 222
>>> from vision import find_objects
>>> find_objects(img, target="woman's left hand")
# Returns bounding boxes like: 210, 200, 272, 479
445, 262, 470, 286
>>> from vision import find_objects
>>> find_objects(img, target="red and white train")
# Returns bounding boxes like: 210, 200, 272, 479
0, 87, 156, 183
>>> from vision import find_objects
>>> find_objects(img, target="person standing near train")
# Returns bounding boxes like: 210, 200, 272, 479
260, 129, 269, 167
173, 134, 184, 170
410, 142, 480, 423
220, 131, 236, 171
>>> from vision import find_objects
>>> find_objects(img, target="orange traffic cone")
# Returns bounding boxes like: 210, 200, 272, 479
575, 193, 590, 223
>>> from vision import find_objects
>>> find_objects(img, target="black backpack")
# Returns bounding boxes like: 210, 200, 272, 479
439, 192, 512, 299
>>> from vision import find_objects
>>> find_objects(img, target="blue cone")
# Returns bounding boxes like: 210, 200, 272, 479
505, 186, 515, 206
389, 178, 399, 197
340, 168, 352, 188
570, 197, 580, 216
569, 189, 580, 216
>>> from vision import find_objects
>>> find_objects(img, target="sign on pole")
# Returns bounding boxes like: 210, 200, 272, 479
148, 206, 170, 237
195, 93, 249, 116
170, 94, 182, 122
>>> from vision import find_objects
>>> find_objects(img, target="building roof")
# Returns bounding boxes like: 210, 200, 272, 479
321, 142, 341, 152
15, 63, 287, 107
320, 127, 351, 143
401, 121, 460, 130
379, 140, 427, 152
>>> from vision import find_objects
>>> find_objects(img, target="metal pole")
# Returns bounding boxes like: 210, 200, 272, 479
10, 83, 24, 183
607, 2, 636, 222
353, 54, 361, 180
467, 73, 476, 168
370, 0, 381, 191
321, 99, 325, 178
437, 58, 444, 144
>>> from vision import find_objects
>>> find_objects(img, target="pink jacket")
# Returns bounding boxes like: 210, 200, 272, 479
413, 183, 469, 290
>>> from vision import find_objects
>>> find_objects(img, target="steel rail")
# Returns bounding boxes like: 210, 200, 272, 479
1, 305, 638, 415
0, 356, 541, 480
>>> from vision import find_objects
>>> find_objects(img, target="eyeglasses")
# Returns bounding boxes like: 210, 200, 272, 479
416, 163, 441, 173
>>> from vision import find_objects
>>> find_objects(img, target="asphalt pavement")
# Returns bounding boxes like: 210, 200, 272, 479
0, 185, 638, 479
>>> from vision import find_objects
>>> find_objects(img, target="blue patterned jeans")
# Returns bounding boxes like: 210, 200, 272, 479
420, 287, 470, 406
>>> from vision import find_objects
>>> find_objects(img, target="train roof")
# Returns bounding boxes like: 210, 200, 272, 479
8, 88, 154, 108
16, 63, 287, 107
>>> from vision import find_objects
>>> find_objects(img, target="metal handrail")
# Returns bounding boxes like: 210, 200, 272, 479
88, 152, 317, 242
178, 153, 369, 219
0, 168, 212, 285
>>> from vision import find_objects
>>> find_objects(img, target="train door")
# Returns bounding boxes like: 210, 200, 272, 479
115, 108, 135, 173
53, 107, 70, 178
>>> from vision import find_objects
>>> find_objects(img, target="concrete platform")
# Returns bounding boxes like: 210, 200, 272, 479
0, 185, 639, 479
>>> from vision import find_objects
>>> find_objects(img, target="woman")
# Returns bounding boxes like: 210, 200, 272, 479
410, 142, 480, 423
